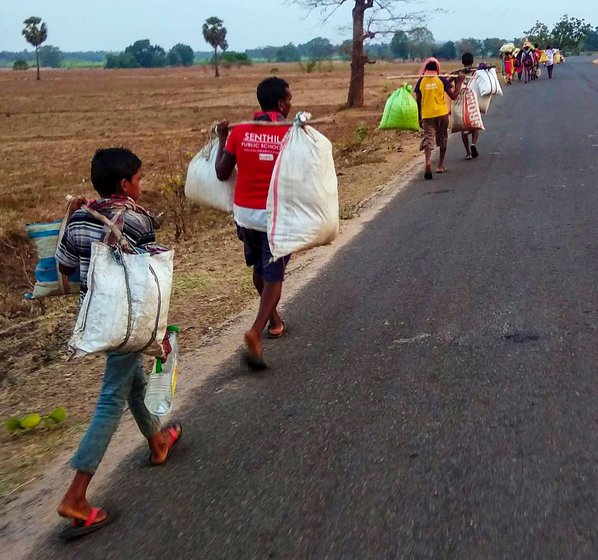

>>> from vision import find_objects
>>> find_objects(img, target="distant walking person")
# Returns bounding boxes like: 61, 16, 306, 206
544, 44, 556, 79
414, 57, 464, 179
456, 52, 481, 160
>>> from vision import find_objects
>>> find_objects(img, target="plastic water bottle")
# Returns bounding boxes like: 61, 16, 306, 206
144, 325, 180, 416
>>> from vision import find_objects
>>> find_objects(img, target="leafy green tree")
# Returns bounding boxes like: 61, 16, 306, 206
390, 30, 410, 61
276, 44, 301, 62
408, 27, 435, 61
582, 27, 598, 51
168, 44, 194, 66
434, 41, 456, 60
22, 16, 47, 80
456, 37, 483, 56
302, 37, 334, 59
124, 39, 166, 67
219, 51, 251, 67
39, 45, 62, 68
105, 52, 140, 69
551, 14, 592, 53
524, 21, 551, 46
482, 38, 505, 57
13, 59, 29, 71
202, 16, 227, 77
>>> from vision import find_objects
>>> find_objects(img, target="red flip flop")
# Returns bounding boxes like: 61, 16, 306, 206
149, 423, 183, 466
58, 507, 114, 541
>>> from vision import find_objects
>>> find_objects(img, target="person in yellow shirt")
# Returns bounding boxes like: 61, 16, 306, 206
414, 58, 464, 179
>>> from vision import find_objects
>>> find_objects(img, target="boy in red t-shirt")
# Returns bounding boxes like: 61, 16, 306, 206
215, 77, 292, 369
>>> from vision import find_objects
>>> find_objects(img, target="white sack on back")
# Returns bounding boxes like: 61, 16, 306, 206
473, 69, 494, 96
468, 78, 492, 114
488, 68, 504, 96
184, 134, 236, 213
69, 243, 174, 357
267, 124, 339, 261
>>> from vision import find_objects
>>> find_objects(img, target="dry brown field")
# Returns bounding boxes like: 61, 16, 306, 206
0, 59, 464, 502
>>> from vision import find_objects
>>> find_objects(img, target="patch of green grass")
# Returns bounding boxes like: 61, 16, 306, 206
173, 271, 212, 295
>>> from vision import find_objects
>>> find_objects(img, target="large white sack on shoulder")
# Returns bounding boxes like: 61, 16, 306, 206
469, 78, 492, 114
69, 243, 174, 357
474, 70, 493, 96
184, 135, 236, 213
488, 68, 503, 96
267, 124, 339, 261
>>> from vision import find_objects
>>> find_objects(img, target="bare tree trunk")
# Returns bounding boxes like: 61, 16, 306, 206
214, 46, 220, 78
35, 46, 40, 80
347, 0, 372, 108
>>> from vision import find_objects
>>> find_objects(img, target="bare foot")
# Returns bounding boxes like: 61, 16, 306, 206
244, 330, 262, 359
244, 331, 268, 370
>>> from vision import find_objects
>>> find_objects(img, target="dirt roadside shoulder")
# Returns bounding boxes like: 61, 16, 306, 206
0, 152, 422, 559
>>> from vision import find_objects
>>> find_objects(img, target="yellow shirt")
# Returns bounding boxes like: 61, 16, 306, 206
417, 76, 450, 119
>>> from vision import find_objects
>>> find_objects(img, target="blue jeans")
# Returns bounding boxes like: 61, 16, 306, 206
71, 352, 161, 473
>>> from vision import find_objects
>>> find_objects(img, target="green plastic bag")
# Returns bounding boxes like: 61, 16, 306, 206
378, 84, 420, 131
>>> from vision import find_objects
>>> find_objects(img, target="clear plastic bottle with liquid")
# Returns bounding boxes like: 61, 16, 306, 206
144, 325, 180, 416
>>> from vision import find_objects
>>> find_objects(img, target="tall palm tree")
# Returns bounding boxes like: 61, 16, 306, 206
202, 17, 227, 78
22, 16, 48, 80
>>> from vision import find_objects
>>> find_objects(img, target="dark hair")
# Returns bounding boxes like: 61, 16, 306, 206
256, 77, 290, 111
91, 147, 142, 197
546, 44, 551, 49
461, 52, 474, 67
425, 61, 438, 71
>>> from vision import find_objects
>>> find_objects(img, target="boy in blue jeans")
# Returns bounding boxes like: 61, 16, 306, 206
55, 147, 182, 540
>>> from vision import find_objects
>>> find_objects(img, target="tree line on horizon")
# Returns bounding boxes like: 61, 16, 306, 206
8, 25, 598, 71
11, 8, 598, 110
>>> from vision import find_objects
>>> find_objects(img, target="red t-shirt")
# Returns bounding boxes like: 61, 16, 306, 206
225, 116, 290, 209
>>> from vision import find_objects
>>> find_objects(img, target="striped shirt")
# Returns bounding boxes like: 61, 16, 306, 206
55, 200, 156, 299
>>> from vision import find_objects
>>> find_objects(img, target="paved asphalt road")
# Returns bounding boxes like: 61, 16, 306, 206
38, 57, 598, 559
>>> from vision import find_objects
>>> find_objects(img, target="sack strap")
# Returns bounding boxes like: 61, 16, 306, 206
81, 205, 134, 252
56, 197, 79, 295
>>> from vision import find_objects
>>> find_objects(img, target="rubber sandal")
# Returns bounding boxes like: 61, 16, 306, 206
436, 168, 448, 174
465, 155, 472, 160
266, 321, 286, 339
245, 352, 269, 371
424, 170, 433, 180
471, 145, 479, 159
149, 423, 183, 466
58, 507, 114, 541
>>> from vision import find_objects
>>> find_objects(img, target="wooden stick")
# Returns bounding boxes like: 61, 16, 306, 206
386, 74, 474, 80
200, 116, 336, 135
228, 116, 336, 128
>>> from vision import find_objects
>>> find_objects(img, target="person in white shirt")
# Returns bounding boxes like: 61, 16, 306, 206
544, 45, 556, 79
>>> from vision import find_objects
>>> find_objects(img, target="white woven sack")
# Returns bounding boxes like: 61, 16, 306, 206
267, 124, 339, 261
450, 86, 485, 134
69, 242, 174, 357
468, 78, 492, 114
474, 69, 503, 97
488, 68, 503, 96
184, 135, 236, 213
473, 70, 493, 96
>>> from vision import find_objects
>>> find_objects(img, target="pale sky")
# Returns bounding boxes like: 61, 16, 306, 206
1, 0, 595, 52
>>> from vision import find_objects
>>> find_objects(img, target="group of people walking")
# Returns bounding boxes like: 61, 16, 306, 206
502, 40, 561, 84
